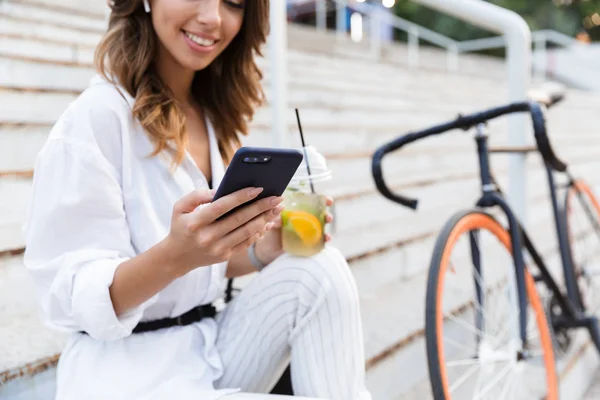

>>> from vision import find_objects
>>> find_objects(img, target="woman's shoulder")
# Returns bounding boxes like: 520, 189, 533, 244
45, 74, 136, 168
71, 74, 135, 119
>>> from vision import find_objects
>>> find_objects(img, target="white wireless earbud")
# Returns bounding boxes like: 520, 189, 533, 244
143, 0, 151, 13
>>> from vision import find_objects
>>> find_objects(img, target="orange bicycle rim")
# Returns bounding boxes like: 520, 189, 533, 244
435, 213, 559, 400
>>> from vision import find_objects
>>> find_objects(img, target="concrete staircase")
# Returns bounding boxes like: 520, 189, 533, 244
2, 1, 600, 399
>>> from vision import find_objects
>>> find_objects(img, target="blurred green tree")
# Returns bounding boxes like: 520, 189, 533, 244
393, 0, 600, 42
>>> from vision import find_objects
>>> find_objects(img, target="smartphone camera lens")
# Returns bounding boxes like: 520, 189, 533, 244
243, 157, 251, 163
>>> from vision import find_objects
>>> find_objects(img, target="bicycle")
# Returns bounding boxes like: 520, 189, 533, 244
372, 98, 600, 399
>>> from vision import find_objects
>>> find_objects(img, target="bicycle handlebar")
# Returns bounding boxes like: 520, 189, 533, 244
372, 101, 567, 210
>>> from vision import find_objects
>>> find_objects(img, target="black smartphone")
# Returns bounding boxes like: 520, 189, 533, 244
213, 146, 304, 219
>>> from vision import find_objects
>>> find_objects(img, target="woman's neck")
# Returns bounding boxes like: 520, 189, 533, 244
155, 45, 195, 106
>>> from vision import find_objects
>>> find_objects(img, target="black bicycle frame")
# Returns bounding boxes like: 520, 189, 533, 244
472, 124, 581, 347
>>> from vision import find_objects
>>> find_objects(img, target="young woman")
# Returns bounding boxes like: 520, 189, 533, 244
22, 0, 371, 399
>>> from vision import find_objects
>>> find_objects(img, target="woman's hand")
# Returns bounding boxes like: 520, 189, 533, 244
254, 195, 335, 266
163, 187, 284, 277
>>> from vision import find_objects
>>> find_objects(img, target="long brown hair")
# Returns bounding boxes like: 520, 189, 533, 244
95, 0, 269, 169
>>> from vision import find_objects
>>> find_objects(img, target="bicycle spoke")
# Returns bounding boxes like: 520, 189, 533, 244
470, 232, 517, 346
448, 364, 480, 393
490, 288, 517, 348
498, 369, 519, 400
444, 335, 478, 354
472, 369, 485, 399
446, 358, 480, 367
509, 372, 520, 399
472, 363, 513, 400
486, 286, 518, 349
445, 312, 501, 344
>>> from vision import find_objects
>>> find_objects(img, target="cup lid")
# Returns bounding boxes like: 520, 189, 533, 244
290, 145, 332, 183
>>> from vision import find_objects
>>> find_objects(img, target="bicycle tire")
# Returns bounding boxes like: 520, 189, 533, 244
562, 179, 600, 314
425, 209, 558, 400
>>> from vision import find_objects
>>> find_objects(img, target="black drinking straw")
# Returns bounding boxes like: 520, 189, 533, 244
294, 108, 315, 194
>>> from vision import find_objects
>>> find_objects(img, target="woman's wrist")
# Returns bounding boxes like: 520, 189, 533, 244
156, 236, 190, 279
254, 239, 282, 268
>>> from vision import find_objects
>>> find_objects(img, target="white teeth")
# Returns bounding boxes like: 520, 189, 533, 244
184, 31, 216, 47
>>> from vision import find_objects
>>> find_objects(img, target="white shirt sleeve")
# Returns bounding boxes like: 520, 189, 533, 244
23, 105, 158, 341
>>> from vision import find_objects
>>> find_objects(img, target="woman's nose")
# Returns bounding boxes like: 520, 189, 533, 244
196, 0, 221, 29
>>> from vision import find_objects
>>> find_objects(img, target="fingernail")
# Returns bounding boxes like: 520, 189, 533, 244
249, 187, 263, 197
271, 196, 284, 206
272, 205, 284, 215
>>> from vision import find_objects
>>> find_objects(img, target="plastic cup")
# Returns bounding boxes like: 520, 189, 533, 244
281, 191, 327, 257
281, 146, 331, 257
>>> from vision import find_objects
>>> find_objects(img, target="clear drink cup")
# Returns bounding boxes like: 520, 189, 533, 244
281, 146, 332, 257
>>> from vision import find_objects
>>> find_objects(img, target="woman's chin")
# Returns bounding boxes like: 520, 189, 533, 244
179, 55, 218, 73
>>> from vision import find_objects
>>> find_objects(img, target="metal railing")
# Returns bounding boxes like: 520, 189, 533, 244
327, 0, 461, 70
304, 0, 582, 80
457, 29, 583, 82
282, 0, 585, 223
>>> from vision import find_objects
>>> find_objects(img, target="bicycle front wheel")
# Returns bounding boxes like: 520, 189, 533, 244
425, 210, 558, 400
563, 179, 600, 314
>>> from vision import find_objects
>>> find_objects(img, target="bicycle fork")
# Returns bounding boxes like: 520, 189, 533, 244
473, 124, 530, 351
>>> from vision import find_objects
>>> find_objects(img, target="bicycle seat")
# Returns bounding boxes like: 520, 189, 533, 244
528, 82, 566, 109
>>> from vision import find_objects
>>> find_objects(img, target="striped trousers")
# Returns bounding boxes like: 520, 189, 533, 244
215, 246, 371, 400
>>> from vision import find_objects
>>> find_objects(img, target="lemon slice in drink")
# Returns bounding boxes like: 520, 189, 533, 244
282, 210, 323, 246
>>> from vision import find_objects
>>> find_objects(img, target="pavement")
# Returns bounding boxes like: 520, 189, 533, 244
584, 369, 600, 399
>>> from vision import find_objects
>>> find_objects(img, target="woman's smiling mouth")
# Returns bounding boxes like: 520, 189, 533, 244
182, 30, 218, 50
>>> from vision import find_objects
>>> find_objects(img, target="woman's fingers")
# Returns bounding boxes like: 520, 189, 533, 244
325, 196, 334, 207
214, 206, 284, 252
194, 187, 265, 226
174, 188, 215, 215
325, 213, 333, 223
229, 232, 262, 257
271, 215, 283, 229
215, 196, 283, 235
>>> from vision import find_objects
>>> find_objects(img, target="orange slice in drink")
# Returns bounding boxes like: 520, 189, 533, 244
283, 210, 323, 246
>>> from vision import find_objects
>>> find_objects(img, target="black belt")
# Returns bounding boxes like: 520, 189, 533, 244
80, 304, 217, 335
132, 304, 217, 334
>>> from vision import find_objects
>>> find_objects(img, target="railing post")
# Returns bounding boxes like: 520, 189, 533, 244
415, 0, 532, 226
268, 0, 288, 147
336, 1, 346, 38
408, 26, 420, 68
447, 44, 459, 72
316, 0, 327, 32
534, 33, 547, 83
370, 9, 382, 60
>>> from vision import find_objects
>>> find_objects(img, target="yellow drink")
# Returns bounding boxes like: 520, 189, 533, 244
281, 189, 327, 257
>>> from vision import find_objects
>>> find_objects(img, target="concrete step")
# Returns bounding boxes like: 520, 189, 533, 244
0, 125, 52, 173
0, 87, 495, 135
0, 1, 107, 33
0, 254, 66, 375
3, 111, 599, 176
0, 58, 95, 92
6, 0, 107, 18
0, 34, 95, 65
0, 15, 102, 47
0, 52, 506, 113
0, 48, 507, 102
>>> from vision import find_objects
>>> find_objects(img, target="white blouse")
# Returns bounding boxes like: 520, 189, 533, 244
22, 75, 239, 399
